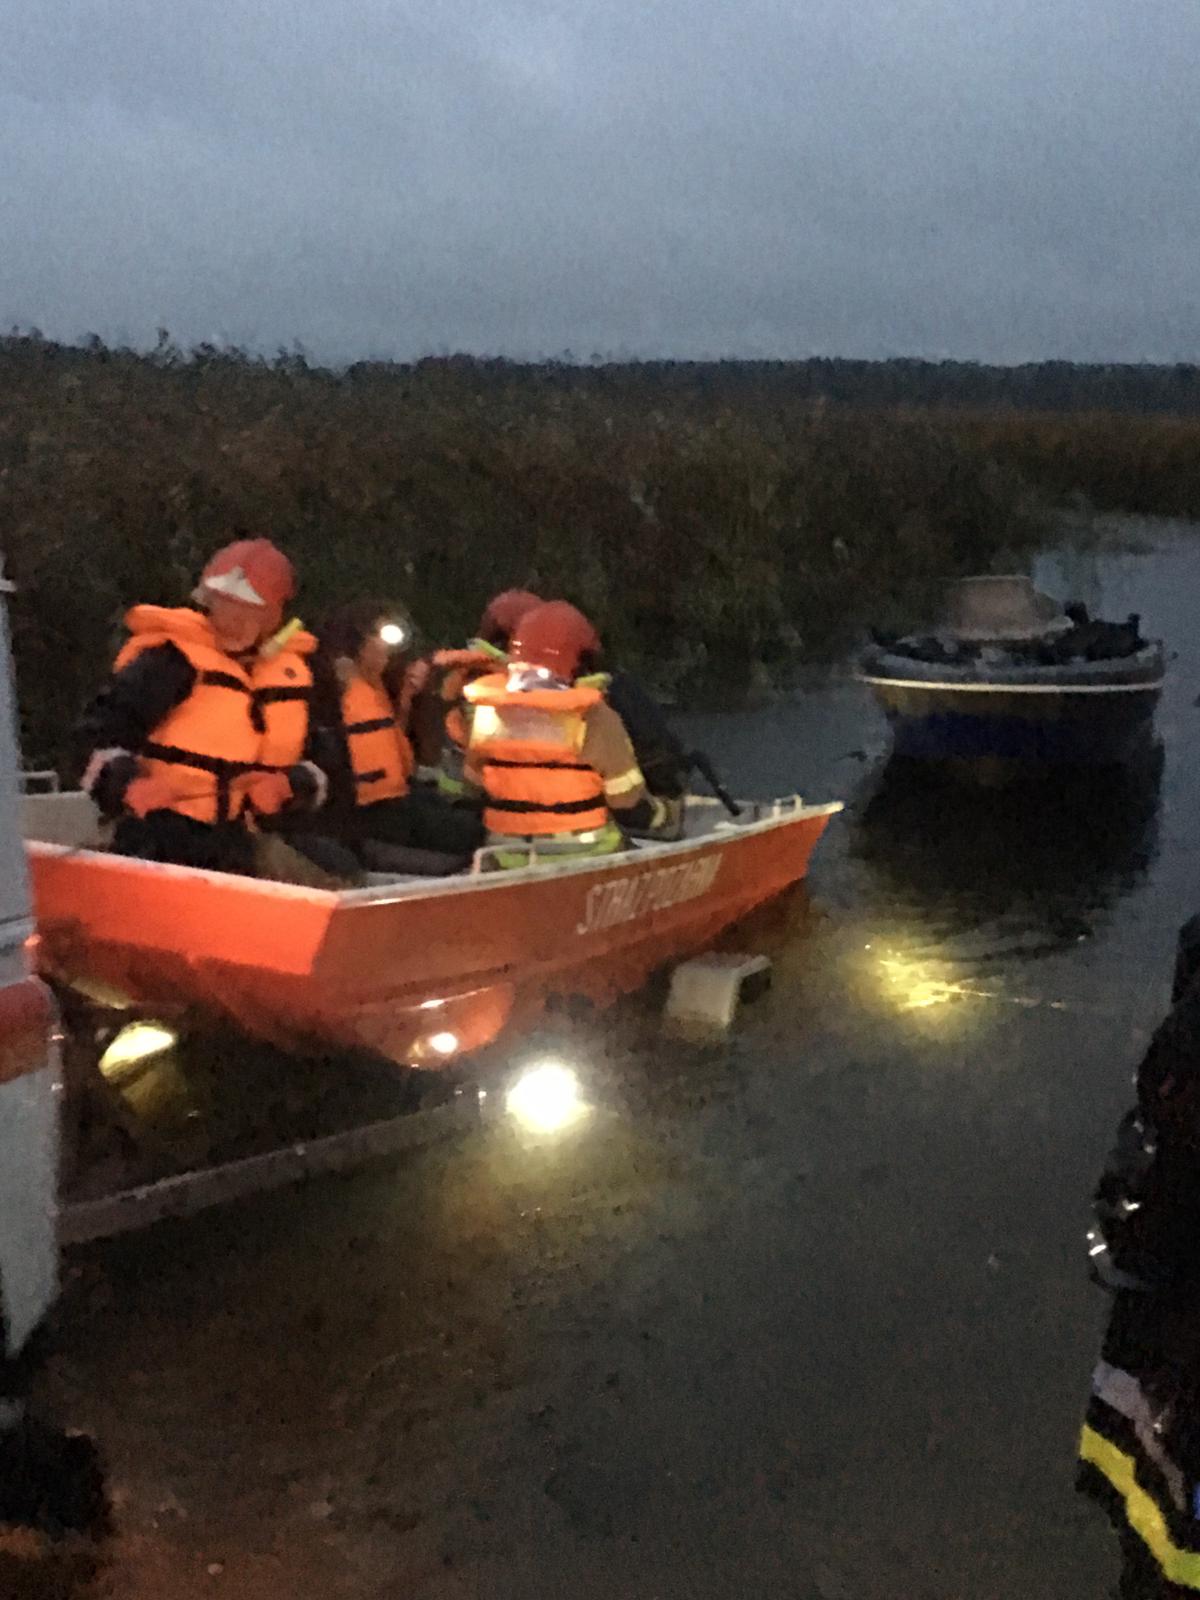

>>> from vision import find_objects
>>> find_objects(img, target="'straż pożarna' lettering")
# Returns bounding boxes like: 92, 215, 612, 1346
576, 855, 721, 935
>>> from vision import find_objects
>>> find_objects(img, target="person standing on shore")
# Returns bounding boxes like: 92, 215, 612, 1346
1078, 916, 1200, 1597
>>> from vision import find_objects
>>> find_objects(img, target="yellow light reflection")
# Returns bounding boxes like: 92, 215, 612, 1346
878, 952, 972, 1015
505, 1061, 589, 1135
99, 1021, 177, 1080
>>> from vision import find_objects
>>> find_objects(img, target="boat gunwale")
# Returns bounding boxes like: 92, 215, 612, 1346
857, 673, 1165, 697
858, 638, 1165, 695
26, 798, 844, 912
339, 797, 844, 908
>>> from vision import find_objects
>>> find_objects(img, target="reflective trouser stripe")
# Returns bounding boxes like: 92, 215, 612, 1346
1080, 1424, 1200, 1589
1093, 1361, 1187, 1508
489, 822, 623, 869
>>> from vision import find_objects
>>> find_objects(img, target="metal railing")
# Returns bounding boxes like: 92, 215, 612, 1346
21, 770, 61, 794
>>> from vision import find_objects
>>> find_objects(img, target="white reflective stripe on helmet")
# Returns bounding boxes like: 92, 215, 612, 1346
200, 566, 267, 606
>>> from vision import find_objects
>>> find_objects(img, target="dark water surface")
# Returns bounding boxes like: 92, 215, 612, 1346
32, 520, 1200, 1599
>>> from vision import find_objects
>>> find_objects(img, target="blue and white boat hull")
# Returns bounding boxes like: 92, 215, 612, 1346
860, 644, 1165, 773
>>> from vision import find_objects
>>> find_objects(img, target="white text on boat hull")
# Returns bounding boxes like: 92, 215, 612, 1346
576, 855, 722, 936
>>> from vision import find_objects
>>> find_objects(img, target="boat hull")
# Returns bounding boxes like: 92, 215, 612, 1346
857, 627, 1171, 777
862, 676, 1163, 773
29, 802, 839, 1068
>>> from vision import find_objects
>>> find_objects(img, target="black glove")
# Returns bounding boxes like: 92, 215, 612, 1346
286, 760, 328, 812
82, 750, 139, 820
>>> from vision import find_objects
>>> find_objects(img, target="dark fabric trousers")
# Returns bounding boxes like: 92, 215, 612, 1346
347, 791, 484, 858
112, 811, 255, 875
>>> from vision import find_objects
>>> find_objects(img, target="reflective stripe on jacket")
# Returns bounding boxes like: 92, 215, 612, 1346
464, 672, 608, 837
341, 676, 412, 806
114, 605, 314, 824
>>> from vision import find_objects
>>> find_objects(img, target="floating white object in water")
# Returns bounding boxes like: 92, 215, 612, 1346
664, 952, 772, 1032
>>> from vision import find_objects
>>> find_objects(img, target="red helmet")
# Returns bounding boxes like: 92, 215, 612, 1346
509, 601, 600, 679
197, 539, 296, 609
477, 589, 541, 645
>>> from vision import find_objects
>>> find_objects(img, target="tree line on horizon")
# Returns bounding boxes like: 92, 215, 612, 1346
1, 330, 1194, 770
9, 327, 1200, 414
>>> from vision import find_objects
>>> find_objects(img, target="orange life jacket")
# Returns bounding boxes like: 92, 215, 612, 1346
432, 642, 506, 795
463, 673, 607, 836
341, 676, 413, 806
114, 606, 315, 825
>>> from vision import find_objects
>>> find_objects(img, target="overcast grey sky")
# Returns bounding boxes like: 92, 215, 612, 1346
2, 0, 1197, 364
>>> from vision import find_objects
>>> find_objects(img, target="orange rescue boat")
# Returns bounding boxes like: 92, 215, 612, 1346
25, 792, 841, 1067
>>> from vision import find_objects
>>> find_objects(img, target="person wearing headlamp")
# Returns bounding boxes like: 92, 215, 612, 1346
309, 601, 482, 866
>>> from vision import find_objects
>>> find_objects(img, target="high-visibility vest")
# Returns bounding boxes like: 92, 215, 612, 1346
341, 676, 412, 806
463, 673, 608, 837
114, 605, 314, 824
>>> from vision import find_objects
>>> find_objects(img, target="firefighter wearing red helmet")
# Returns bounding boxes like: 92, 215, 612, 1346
464, 601, 672, 865
507, 601, 600, 678
79, 538, 326, 873
478, 589, 543, 648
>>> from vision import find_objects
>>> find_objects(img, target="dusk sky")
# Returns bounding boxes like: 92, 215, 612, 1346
3, 0, 1197, 364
